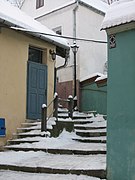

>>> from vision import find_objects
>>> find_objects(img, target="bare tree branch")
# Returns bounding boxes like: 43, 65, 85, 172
5, 0, 25, 8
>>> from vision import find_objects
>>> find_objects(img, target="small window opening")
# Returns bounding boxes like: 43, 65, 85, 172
28, 47, 43, 64
36, 0, 44, 9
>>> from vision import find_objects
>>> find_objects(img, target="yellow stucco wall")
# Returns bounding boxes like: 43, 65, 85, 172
0, 27, 55, 147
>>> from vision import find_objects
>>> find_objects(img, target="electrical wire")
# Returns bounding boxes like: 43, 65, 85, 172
11, 27, 107, 44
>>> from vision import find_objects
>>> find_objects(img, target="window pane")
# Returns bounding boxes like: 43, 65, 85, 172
36, 0, 44, 9
28, 47, 42, 64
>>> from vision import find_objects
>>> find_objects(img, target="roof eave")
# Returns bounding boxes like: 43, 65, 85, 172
101, 21, 135, 35
0, 18, 70, 58
79, 1, 106, 16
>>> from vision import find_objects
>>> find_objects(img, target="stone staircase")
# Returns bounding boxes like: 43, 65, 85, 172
73, 118, 106, 144
0, 110, 106, 179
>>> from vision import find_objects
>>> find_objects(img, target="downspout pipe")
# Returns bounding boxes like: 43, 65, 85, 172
56, 50, 70, 70
56, 0, 79, 71
73, 0, 79, 41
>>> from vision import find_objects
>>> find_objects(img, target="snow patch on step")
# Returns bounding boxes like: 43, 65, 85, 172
0, 170, 103, 180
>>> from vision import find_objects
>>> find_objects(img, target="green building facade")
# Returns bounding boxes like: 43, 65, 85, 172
101, 1, 135, 180
80, 74, 107, 115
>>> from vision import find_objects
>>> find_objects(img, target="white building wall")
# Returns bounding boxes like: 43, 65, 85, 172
21, 0, 107, 83
21, 0, 73, 18
37, 4, 76, 82
76, 6, 107, 80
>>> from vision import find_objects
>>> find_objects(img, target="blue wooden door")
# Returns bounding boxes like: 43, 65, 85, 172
27, 62, 47, 120
0, 118, 6, 136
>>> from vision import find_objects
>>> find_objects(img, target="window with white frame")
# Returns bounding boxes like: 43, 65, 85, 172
36, 0, 44, 9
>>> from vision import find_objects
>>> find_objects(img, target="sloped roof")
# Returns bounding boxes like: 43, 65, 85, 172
0, 0, 70, 57
36, 0, 109, 19
79, 0, 109, 14
101, 0, 135, 30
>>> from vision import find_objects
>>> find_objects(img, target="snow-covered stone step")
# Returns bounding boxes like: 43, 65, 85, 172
7, 139, 39, 145
58, 107, 68, 113
12, 133, 41, 138
21, 117, 56, 129
58, 111, 93, 119
74, 120, 106, 130
0, 170, 105, 180
7, 136, 45, 145
58, 109, 68, 112
4, 146, 106, 155
21, 122, 40, 128
75, 129, 107, 133
72, 136, 106, 144
12, 130, 50, 138
73, 119, 93, 124
74, 125, 106, 130
0, 151, 106, 179
5, 137, 106, 154
75, 129, 106, 137
17, 127, 41, 133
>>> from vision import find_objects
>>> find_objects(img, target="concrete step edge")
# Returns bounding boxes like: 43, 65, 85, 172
72, 138, 106, 144
7, 139, 39, 145
74, 126, 106, 130
4, 146, 106, 155
76, 131, 106, 137
0, 164, 106, 179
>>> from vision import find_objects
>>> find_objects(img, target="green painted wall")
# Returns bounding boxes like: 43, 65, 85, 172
80, 82, 107, 114
107, 29, 135, 180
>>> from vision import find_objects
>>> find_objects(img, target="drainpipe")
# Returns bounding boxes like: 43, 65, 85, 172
56, 49, 70, 70
56, 57, 67, 70
72, 0, 79, 108
73, 0, 79, 40
56, 0, 79, 71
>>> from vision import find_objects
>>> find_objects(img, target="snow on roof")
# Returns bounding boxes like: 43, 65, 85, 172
0, 0, 69, 51
80, 72, 103, 82
95, 74, 107, 82
79, 0, 109, 14
101, 0, 135, 30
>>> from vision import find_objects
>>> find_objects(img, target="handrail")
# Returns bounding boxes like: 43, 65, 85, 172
41, 93, 58, 132
58, 95, 74, 119
47, 96, 56, 109
41, 93, 74, 133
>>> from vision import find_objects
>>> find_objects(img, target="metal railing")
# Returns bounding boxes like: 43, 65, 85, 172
58, 95, 74, 119
41, 94, 74, 132
41, 93, 58, 132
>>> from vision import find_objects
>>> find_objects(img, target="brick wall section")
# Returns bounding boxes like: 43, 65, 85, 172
56, 80, 80, 109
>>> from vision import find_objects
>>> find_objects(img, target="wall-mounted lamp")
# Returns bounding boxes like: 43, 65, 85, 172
49, 49, 56, 61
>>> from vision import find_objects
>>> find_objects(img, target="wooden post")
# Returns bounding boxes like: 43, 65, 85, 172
68, 95, 73, 119
41, 104, 47, 132
53, 93, 58, 121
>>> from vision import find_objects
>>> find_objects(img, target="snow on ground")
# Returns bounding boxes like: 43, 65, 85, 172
6, 114, 106, 150
0, 170, 102, 180
0, 151, 106, 170
6, 129, 106, 151
0, 114, 106, 179
74, 120, 106, 128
